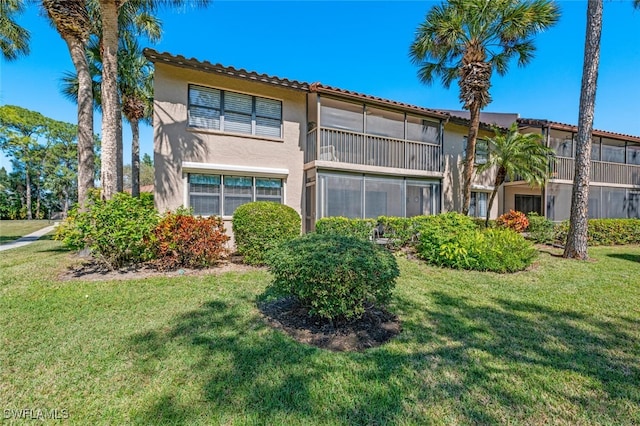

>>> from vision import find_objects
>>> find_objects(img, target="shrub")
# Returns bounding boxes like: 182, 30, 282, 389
232, 202, 301, 265
526, 212, 555, 244
315, 217, 376, 240
417, 213, 536, 273
554, 218, 640, 246
55, 191, 159, 269
496, 210, 529, 233
152, 210, 229, 270
415, 212, 478, 261
265, 234, 399, 320
376, 216, 419, 247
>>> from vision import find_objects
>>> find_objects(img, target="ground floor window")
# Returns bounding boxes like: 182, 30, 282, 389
188, 173, 283, 216
469, 191, 488, 218
515, 194, 542, 215
317, 172, 440, 219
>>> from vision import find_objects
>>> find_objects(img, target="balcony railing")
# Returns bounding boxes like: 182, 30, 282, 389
550, 156, 640, 186
305, 127, 441, 173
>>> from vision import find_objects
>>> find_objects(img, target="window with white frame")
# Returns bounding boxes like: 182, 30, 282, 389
463, 137, 489, 165
188, 173, 283, 217
469, 191, 488, 218
188, 85, 282, 138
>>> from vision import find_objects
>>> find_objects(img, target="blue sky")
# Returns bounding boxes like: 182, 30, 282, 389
1, 0, 639, 172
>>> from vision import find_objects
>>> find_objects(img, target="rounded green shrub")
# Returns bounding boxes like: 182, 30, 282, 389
415, 212, 478, 262
315, 217, 376, 240
232, 202, 301, 265
265, 234, 399, 320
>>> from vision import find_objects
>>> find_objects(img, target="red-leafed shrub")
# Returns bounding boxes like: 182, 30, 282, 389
496, 210, 529, 233
152, 211, 230, 270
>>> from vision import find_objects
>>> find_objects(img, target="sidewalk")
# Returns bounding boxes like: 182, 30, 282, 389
0, 225, 57, 251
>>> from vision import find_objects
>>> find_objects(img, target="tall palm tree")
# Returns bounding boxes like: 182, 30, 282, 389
42, 0, 95, 209
410, 0, 559, 215
477, 123, 554, 226
563, 0, 603, 260
118, 34, 153, 198
0, 0, 30, 61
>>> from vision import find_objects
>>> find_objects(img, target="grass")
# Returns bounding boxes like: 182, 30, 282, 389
1, 240, 639, 424
0, 219, 52, 243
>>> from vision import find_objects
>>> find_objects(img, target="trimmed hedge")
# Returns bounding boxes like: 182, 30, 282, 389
232, 202, 301, 265
526, 212, 555, 244
315, 217, 376, 240
265, 234, 399, 320
554, 218, 640, 246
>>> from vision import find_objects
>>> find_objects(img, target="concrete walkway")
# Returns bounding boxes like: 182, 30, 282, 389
0, 225, 57, 251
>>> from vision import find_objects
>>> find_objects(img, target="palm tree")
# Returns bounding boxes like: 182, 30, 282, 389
43, 0, 95, 209
117, 34, 153, 197
410, 0, 559, 215
477, 123, 554, 226
563, 0, 603, 260
0, 0, 30, 61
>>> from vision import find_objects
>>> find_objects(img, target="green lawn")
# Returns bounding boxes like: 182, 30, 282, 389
1, 240, 639, 424
0, 219, 52, 243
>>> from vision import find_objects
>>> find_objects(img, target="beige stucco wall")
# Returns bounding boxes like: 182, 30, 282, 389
442, 122, 499, 218
153, 63, 307, 223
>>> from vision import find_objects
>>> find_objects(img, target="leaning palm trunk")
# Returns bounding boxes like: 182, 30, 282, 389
99, 0, 120, 200
564, 0, 602, 260
485, 167, 506, 227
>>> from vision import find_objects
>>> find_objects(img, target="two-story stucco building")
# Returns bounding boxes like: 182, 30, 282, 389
144, 49, 640, 233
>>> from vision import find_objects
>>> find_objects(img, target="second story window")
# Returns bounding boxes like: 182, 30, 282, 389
463, 137, 489, 165
188, 85, 282, 138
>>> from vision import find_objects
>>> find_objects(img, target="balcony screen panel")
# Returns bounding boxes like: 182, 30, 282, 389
546, 183, 573, 221
588, 186, 602, 218
320, 98, 363, 133
626, 143, 640, 165
255, 117, 281, 137
320, 174, 363, 218
406, 181, 439, 217
602, 187, 627, 218
591, 142, 601, 161
365, 107, 404, 139
364, 177, 403, 218
549, 136, 573, 157
601, 138, 625, 163
629, 192, 640, 219
223, 176, 253, 215
407, 116, 439, 144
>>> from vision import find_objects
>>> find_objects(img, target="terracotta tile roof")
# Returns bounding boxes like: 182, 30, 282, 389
143, 49, 311, 91
309, 83, 448, 119
518, 118, 640, 143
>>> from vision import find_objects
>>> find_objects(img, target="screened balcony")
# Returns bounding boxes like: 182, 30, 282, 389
551, 156, 640, 186
305, 95, 443, 173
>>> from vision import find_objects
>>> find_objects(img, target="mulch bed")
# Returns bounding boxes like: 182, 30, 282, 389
258, 297, 401, 352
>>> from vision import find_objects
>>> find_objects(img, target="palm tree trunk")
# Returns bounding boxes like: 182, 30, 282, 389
564, 0, 602, 260
462, 100, 481, 215
131, 118, 140, 197
117, 106, 123, 192
485, 167, 506, 227
99, 0, 119, 200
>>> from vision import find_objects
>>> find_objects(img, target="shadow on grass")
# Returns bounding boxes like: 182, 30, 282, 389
128, 290, 640, 424
606, 252, 640, 263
